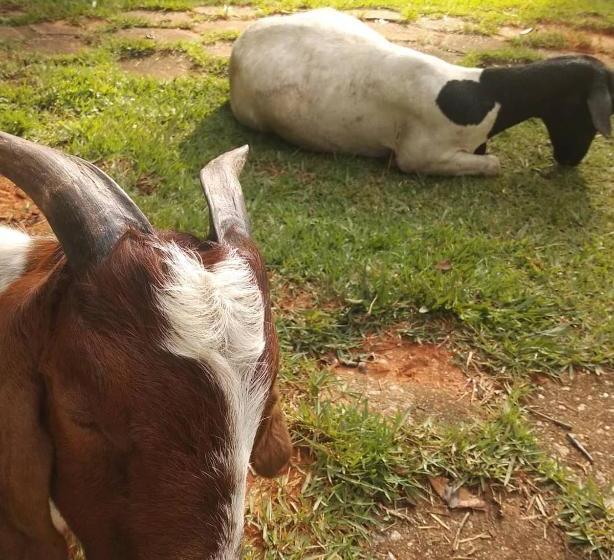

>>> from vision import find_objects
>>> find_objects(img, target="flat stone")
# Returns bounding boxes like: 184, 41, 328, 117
123, 10, 195, 27
0, 26, 24, 40
193, 19, 251, 34
119, 53, 193, 79
25, 36, 87, 54
415, 16, 467, 33
29, 21, 87, 36
192, 5, 261, 19
367, 21, 504, 57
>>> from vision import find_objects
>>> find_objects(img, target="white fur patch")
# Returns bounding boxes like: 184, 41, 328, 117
156, 243, 267, 557
0, 226, 32, 294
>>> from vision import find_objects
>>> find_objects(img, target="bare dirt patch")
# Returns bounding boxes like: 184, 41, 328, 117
193, 19, 252, 34
203, 41, 233, 58
0, 6, 24, 19
366, 21, 504, 63
123, 9, 195, 27
114, 26, 201, 43
528, 371, 614, 496
415, 15, 469, 33
0, 21, 89, 54
329, 331, 492, 422
0, 176, 50, 235
373, 494, 582, 560
119, 52, 193, 79
192, 5, 261, 20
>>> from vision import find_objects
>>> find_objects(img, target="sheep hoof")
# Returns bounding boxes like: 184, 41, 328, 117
483, 155, 501, 176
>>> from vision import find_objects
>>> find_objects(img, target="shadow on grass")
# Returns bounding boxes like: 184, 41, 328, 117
175, 97, 609, 375
180, 102, 594, 246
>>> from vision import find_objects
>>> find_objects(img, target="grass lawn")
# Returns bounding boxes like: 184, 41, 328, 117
1, 0, 613, 558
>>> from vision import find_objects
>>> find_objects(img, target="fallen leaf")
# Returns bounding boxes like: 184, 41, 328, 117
435, 259, 452, 272
429, 476, 487, 511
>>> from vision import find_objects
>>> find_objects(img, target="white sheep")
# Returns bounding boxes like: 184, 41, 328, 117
230, 9, 613, 176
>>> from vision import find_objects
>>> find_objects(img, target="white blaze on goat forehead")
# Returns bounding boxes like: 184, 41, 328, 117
0, 226, 32, 294
156, 243, 268, 556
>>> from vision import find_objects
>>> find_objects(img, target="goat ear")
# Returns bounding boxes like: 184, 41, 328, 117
0, 362, 67, 557
588, 80, 612, 137
250, 383, 292, 478
199, 145, 251, 243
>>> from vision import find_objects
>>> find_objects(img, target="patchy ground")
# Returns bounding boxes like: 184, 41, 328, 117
1, 4, 613, 559
317, 328, 612, 560
329, 330, 493, 422
119, 52, 195, 79
529, 372, 614, 498
373, 494, 583, 560
1, 8, 613, 66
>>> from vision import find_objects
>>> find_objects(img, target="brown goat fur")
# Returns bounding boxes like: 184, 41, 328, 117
0, 230, 291, 560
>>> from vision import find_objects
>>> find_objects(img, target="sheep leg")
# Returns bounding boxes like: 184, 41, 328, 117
397, 150, 501, 176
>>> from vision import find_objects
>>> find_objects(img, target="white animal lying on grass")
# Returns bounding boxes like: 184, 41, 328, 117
230, 9, 613, 176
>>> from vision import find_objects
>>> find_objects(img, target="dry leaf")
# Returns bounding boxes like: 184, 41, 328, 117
429, 476, 487, 511
435, 259, 452, 272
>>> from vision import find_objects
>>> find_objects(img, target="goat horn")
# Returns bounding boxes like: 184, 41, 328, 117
199, 145, 251, 243
0, 131, 153, 271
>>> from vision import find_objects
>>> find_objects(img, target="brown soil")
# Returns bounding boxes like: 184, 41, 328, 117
328, 330, 495, 422
2, 9, 610, 75
528, 371, 614, 497
192, 18, 252, 34
373, 494, 583, 560
415, 15, 468, 33
203, 41, 233, 58
119, 52, 193, 79
0, 21, 88, 54
114, 26, 201, 43
123, 9, 195, 27
0, 5, 25, 18
367, 20, 509, 62
192, 5, 262, 19
0, 176, 50, 234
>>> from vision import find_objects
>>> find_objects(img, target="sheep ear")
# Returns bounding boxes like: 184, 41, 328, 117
199, 145, 251, 243
588, 81, 612, 137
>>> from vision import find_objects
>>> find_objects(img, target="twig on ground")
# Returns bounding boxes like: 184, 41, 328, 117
566, 433, 594, 463
452, 512, 471, 551
527, 407, 573, 430
430, 513, 451, 531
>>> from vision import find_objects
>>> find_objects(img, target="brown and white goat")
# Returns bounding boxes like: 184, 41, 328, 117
0, 132, 292, 560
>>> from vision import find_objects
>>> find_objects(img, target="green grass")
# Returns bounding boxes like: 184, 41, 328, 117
245, 371, 613, 558
1, 2, 613, 558
462, 46, 544, 66
509, 30, 570, 50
